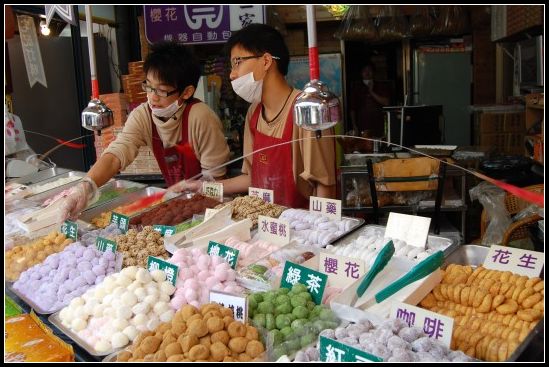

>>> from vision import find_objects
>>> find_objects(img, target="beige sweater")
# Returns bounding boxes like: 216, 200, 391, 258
241, 89, 336, 198
104, 101, 230, 177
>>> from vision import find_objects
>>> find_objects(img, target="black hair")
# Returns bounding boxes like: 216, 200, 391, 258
225, 23, 290, 76
144, 41, 200, 93
361, 62, 376, 73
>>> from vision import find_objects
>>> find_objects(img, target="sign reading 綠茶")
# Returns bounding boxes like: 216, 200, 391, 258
310, 196, 342, 221
391, 302, 454, 348
280, 261, 327, 305
484, 245, 544, 278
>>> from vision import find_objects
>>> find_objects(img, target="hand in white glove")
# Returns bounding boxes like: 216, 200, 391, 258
57, 177, 99, 223
166, 179, 202, 194
167, 172, 216, 194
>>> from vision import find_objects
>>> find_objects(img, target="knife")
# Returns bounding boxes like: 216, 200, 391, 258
358, 250, 444, 309
351, 241, 395, 306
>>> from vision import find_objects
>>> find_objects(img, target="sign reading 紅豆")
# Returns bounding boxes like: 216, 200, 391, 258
147, 256, 179, 286
257, 215, 290, 246
319, 252, 365, 288
248, 187, 274, 203
391, 302, 454, 348
280, 261, 327, 305
484, 245, 544, 278
310, 196, 342, 221
144, 5, 265, 45
319, 336, 382, 362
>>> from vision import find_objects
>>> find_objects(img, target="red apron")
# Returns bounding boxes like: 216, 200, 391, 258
250, 101, 308, 208
150, 98, 202, 186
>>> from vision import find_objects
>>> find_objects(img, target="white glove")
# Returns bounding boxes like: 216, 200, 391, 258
57, 177, 99, 223
166, 172, 215, 194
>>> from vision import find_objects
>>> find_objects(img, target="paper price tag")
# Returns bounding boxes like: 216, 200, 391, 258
310, 196, 342, 221
258, 215, 290, 246
280, 261, 327, 305
248, 187, 274, 203
391, 302, 454, 348
319, 252, 365, 288
60, 220, 78, 241
385, 212, 431, 249
207, 241, 239, 269
209, 290, 247, 322
202, 182, 223, 202
484, 245, 544, 278
147, 256, 179, 286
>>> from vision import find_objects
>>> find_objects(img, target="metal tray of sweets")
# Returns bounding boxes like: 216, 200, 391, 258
86, 180, 146, 210
7, 167, 71, 185
332, 224, 458, 257
25, 171, 86, 198
78, 187, 179, 225
48, 311, 125, 357
6, 282, 57, 315
443, 244, 544, 362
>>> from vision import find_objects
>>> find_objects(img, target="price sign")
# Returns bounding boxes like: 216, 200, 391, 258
280, 261, 327, 305
258, 215, 290, 246
202, 182, 223, 202
60, 220, 78, 241
110, 212, 129, 233
207, 241, 240, 269
484, 245, 544, 278
96, 237, 117, 253
147, 256, 179, 286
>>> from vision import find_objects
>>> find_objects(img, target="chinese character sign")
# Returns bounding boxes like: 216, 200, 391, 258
145, 5, 264, 45
60, 221, 78, 241
202, 182, 223, 202
280, 261, 327, 305
96, 237, 117, 253
153, 225, 177, 237
209, 290, 247, 322
248, 187, 274, 203
147, 256, 180, 286
309, 196, 342, 221
207, 241, 240, 269
391, 302, 454, 347
16, 15, 47, 88
110, 212, 129, 233
258, 216, 290, 246
319, 253, 365, 288
484, 245, 544, 278
319, 336, 383, 362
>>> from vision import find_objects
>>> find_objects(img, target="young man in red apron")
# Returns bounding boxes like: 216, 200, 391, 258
57, 42, 229, 222
177, 24, 336, 208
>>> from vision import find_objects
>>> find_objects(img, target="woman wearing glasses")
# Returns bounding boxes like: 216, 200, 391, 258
57, 42, 230, 222
171, 24, 336, 207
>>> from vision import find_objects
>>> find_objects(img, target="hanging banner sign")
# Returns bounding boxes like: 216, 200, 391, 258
45, 5, 77, 27
144, 5, 265, 45
17, 15, 48, 88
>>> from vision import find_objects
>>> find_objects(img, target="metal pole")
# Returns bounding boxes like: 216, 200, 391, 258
85, 5, 99, 99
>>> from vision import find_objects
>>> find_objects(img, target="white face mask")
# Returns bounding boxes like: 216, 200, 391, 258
231, 72, 263, 103
148, 98, 182, 119
363, 79, 372, 87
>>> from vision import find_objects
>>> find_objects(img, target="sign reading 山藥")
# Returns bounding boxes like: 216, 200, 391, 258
144, 5, 265, 45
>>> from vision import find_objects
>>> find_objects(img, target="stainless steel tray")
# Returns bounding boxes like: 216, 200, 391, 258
26, 171, 86, 198
7, 167, 71, 185
332, 224, 458, 256
330, 216, 365, 245
86, 180, 146, 210
7, 282, 56, 315
78, 187, 178, 224
442, 244, 544, 362
48, 311, 124, 357
127, 192, 206, 227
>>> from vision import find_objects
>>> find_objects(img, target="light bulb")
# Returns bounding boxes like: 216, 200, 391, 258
40, 21, 51, 36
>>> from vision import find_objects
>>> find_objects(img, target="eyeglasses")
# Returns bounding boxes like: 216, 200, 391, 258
141, 81, 179, 98
230, 55, 280, 70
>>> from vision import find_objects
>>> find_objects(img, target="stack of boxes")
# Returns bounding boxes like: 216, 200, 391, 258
121, 61, 147, 109
475, 109, 526, 155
